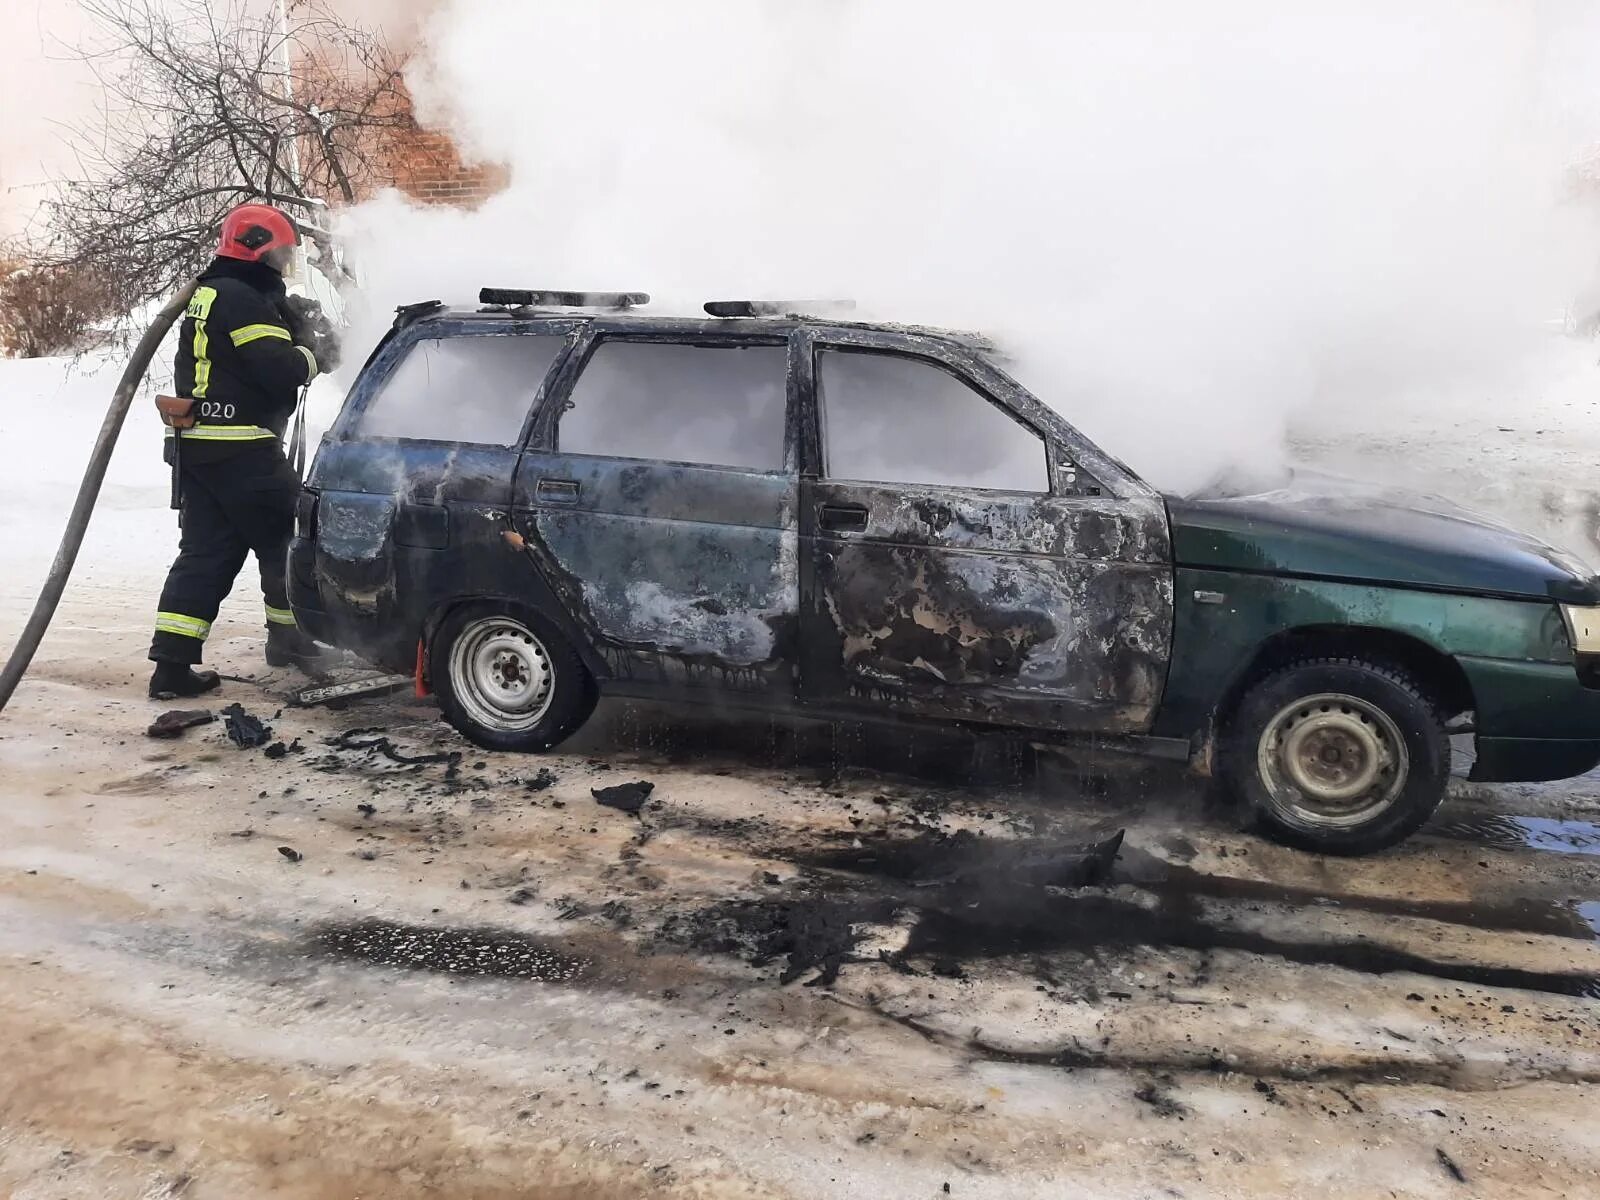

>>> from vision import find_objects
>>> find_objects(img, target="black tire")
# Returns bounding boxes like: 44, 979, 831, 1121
1219, 656, 1449, 855
430, 600, 596, 753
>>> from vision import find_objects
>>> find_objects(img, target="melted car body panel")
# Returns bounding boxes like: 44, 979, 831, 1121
801, 483, 1173, 732
511, 450, 799, 690
307, 438, 519, 625
313, 491, 397, 615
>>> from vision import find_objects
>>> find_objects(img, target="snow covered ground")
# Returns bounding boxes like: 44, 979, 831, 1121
2, 346, 1600, 1199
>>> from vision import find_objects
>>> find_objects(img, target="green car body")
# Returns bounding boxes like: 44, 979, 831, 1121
1157, 482, 1600, 784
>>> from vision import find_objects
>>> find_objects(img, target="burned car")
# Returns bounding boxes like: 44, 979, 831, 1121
288, 289, 1600, 855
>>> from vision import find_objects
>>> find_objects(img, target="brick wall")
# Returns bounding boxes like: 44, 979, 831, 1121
290, 36, 506, 211
383, 126, 508, 209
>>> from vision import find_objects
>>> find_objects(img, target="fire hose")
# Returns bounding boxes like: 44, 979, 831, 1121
0, 283, 197, 713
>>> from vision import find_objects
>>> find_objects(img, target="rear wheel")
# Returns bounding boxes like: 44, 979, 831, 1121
1220, 656, 1450, 855
431, 602, 595, 752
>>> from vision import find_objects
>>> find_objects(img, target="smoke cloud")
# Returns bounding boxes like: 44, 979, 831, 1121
338, 0, 1600, 494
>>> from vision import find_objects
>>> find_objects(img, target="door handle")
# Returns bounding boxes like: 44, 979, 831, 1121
819, 502, 869, 533
535, 477, 580, 503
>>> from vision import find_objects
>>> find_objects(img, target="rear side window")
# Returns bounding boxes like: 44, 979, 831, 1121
818, 350, 1050, 492
360, 334, 566, 444
558, 341, 788, 471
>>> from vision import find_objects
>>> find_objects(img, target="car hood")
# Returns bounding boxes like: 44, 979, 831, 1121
1167, 473, 1599, 603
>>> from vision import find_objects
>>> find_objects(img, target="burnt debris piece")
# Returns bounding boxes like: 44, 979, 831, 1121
667, 828, 1130, 988
593, 780, 655, 815
327, 727, 463, 768
293, 673, 413, 708
221, 703, 272, 749
145, 709, 214, 739
1133, 1078, 1191, 1119
666, 896, 897, 987
263, 738, 304, 760
277, 845, 303, 863
1436, 1149, 1468, 1184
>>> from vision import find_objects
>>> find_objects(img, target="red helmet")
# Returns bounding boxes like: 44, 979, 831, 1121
216, 203, 299, 262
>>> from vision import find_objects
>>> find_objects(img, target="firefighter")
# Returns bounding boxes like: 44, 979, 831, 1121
147, 203, 339, 700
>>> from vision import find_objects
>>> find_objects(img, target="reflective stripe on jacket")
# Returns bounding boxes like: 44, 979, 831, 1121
173, 257, 317, 455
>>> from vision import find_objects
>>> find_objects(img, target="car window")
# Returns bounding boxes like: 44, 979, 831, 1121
559, 341, 787, 471
360, 334, 565, 444
817, 350, 1049, 492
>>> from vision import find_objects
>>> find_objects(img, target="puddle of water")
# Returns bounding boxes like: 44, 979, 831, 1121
1436, 814, 1600, 856
1514, 817, 1600, 856
309, 919, 591, 983
1577, 901, 1600, 940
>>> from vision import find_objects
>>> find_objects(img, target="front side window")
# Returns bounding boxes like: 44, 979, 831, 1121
360, 333, 566, 445
558, 341, 788, 471
817, 349, 1050, 492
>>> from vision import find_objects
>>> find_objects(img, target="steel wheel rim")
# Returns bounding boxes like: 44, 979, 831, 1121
449, 616, 555, 732
1256, 692, 1409, 828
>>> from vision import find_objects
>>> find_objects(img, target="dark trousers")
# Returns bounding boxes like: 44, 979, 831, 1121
149, 444, 299, 664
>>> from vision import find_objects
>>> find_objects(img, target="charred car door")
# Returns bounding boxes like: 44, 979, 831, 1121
797, 331, 1173, 733
511, 330, 800, 695
304, 324, 573, 667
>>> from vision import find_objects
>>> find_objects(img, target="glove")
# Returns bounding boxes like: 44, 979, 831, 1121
302, 323, 342, 375
284, 294, 343, 375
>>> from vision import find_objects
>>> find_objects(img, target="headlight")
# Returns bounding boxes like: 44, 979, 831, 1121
1561, 605, 1600, 654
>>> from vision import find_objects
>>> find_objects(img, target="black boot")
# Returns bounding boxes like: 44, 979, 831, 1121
148, 660, 221, 700
265, 624, 326, 671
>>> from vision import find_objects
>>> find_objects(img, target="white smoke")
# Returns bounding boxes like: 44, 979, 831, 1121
337, 0, 1600, 494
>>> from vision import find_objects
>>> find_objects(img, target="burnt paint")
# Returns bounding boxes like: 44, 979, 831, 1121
298, 310, 1177, 731
511, 449, 799, 691
294, 435, 562, 672
802, 482, 1173, 733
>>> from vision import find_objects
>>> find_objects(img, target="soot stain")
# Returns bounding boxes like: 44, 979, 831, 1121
896, 900, 1600, 998
309, 918, 591, 983
663, 897, 898, 986
1111, 848, 1597, 941
806, 828, 1124, 890
786, 833, 1600, 998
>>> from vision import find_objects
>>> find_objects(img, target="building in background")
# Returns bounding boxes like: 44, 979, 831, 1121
372, 114, 507, 211
321, 0, 507, 211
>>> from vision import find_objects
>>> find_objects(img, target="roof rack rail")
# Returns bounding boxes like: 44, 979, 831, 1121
392, 298, 444, 328
704, 299, 856, 319
479, 288, 649, 309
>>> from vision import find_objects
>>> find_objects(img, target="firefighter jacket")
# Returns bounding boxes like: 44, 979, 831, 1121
173, 256, 318, 461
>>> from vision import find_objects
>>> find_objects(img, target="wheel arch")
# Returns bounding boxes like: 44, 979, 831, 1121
421, 591, 609, 686
1212, 624, 1475, 738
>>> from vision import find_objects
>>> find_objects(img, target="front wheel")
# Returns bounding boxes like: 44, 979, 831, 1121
1219, 656, 1450, 855
430, 602, 596, 752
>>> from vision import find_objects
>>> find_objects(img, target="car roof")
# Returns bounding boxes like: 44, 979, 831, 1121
402, 302, 998, 353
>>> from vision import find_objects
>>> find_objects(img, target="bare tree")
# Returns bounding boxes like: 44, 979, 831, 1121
24, 0, 416, 313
